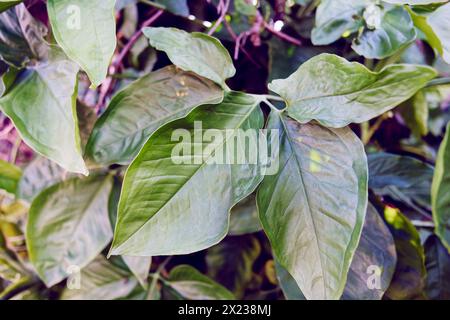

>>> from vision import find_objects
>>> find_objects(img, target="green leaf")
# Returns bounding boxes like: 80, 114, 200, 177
311, 0, 368, 46
424, 235, 450, 299
60, 255, 139, 300
107, 177, 152, 288
383, 206, 426, 300
427, 3, 450, 64
143, 27, 236, 87
0, 48, 88, 175
269, 54, 437, 128
86, 65, 224, 165
0, 1, 22, 13
398, 90, 429, 137
206, 235, 260, 298
257, 112, 368, 300
368, 152, 434, 210
47, 0, 117, 87
342, 203, 397, 300
167, 265, 235, 300
0, 159, 21, 194
432, 123, 450, 251
110, 92, 263, 256
0, 3, 48, 68
234, 0, 257, 16
229, 193, 262, 236
351, 5, 416, 59
26, 175, 114, 287
16, 157, 66, 202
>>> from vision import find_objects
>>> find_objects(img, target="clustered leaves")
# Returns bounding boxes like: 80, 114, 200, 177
0, 0, 450, 301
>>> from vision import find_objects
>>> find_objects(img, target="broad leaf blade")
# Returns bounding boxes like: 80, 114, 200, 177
47, 0, 117, 87
143, 27, 236, 87
269, 54, 437, 128
86, 65, 224, 165
432, 123, 450, 250
26, 175, 114, 287
0, 49, 88, 175
424, 235, 450, 299
427, 3, 450, 64
257, 113, 368, 300
110, 92, 263, 256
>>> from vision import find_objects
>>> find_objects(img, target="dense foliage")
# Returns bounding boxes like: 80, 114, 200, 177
0, 0, 450, 300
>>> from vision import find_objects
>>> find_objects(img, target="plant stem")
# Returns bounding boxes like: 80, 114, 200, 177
426, 77, 450, 88
208, 0, 231, 35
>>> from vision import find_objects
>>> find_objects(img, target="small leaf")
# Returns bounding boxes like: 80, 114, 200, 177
351, 5, 416, 59
0, 48, 88, 175
424, 235, 450, 299
311, 0, 367, 46
269, 54, 437, 128
0, 159, 21, 194
110, 92, 263, 256
47, 0, 117, 87
0, 3, 48, 67
86, 65, 224, 165
167, 265, 235, 300
143, 27, 236, 87
26, 175, 114, 287
383, 206, 426, 300
257, 112, 368, 300
60, 255, 139, 300
154, 0, 189, 16
0, 231, 28, 282
432, 123, 450, 251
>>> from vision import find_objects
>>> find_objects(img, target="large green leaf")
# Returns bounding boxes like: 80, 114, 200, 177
351, 4, 416, 59
432, 123, 450, 250
0, 1, 21, 13
311, 0, 368, 45
206, 235, 260, 298
383, 207, 426, 300
47, 0, 116, 87
0, 49, 87, 175
26, 175, 114, 287
257, 112, 368, 300
424, 235, 450, 299
0, 3, 48, 68
167, 265, 235, 300
86, 65, 224, 165
0, 159, 21, 194
269, 54, 437, 128
143, 27, 236, 87
17, 157, 66, 202
110, 92, 263, 256
275, 204, 397, 300
368, 152, 434, 210
342, 203, 397, 300
61, 255, 139, 300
